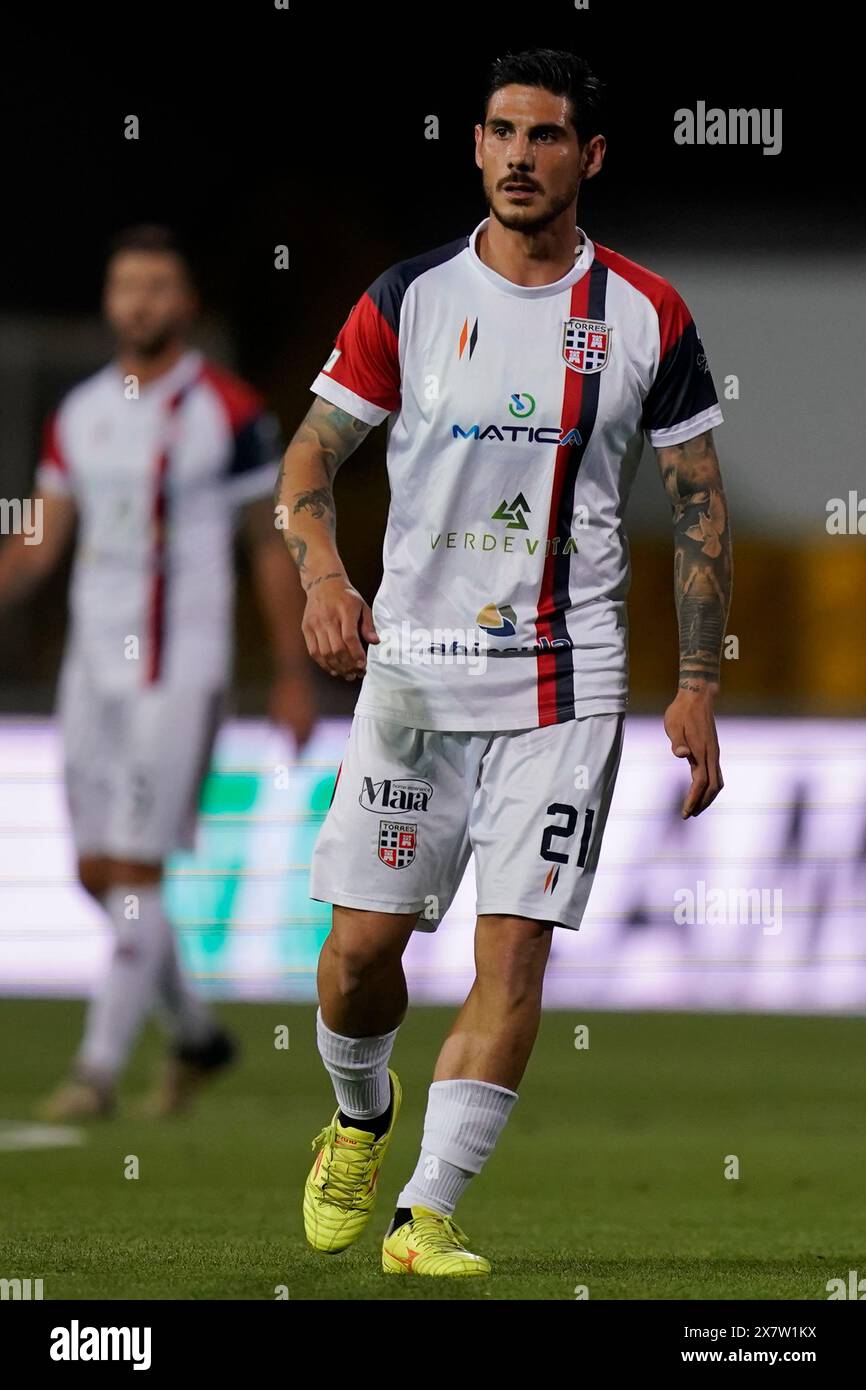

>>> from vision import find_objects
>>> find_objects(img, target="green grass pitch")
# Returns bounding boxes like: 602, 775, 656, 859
1, 1000, 864, 1300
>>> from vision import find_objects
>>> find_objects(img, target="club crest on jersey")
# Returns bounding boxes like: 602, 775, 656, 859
377, 820, 417, 869
562, 319, 612, 374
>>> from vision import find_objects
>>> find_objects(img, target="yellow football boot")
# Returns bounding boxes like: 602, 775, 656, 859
304, 1069, 402, 1253
382, 1205, 491, 1276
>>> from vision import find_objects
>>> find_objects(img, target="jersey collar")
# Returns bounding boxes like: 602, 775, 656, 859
467, 216, 594, 299
110, 347, 204, 398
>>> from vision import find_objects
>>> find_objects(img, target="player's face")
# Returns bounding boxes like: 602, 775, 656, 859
103, 251, 197, 357
475, 85, 603, 234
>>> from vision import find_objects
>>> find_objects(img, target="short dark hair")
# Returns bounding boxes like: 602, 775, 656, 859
482, 48, 605, 143
106, 224, 195, 282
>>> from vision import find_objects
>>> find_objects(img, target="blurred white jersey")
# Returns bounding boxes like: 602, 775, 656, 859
37, 348, 280, 691
310, 218, 723, 731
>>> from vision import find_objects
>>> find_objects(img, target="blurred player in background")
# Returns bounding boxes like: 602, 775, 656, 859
0, 225, 315, 1119
276, 49, 732, 1274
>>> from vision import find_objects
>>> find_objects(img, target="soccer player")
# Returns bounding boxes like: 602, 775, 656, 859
276, 49, 732, 1275
0, 225, 315, 1119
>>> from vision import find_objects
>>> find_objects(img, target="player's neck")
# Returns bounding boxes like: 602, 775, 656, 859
116, 340, 190, 388
479, 213, 584, 288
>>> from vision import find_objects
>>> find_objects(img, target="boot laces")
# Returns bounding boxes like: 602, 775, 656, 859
412, 1210, 470, 1252
310, 1125, 375, 1209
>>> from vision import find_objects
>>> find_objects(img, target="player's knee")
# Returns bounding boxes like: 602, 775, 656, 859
327, 940, 380, 998
326, 915, 405, 996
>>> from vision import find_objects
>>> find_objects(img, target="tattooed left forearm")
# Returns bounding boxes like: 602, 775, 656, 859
656, 429, 732, 691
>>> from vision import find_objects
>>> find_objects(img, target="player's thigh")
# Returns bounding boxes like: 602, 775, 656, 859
310, 713, 479, 929
471, 713, 626, 931
104, 684, 224, 862
57, 656, 123, 857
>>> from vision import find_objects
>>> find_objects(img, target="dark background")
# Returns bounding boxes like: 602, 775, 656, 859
5, 4, 859, 329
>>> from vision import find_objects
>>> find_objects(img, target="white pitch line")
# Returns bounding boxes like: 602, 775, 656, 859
0, 1122, 84, 1151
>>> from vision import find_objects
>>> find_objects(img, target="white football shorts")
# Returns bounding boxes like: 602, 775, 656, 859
57, 654, 224, 862
309, 711, 626, 932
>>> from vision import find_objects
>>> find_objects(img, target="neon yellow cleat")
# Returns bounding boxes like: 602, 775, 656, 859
382, 1205, 491, 1277
303, 1069, 402, 1253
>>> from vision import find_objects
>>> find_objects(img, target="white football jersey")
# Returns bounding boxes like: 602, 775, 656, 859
312, 216, 724, 732
37, 348, 280, 690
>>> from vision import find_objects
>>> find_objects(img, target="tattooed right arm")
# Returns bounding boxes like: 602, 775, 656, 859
273, 395, 372, 590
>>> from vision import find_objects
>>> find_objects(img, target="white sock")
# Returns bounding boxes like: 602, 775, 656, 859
77, 885, 172, 1081
155, 930, 216, 1049
316, 1006, 398, 1120
397, 1078, 518, 1215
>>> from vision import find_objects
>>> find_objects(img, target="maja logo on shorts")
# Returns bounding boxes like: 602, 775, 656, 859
378, 821, 417, 869
360, 777, 433, 814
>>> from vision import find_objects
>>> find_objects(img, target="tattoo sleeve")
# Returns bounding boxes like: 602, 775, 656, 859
273, 396, 373, 585
656, 429, 732, 690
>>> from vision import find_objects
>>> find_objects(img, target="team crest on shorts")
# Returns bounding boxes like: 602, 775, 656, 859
562, 318, 612, 374
377, 820, 417, 869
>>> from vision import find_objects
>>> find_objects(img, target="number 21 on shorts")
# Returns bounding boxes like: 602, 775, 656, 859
539, 803, 596, 867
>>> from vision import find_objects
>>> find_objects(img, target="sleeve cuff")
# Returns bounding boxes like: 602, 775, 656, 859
309, 373, 393, 427
647, 404, 724, 449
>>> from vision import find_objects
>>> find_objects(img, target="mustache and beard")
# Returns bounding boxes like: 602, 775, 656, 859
483, 171, 581, 236
117, 324, 181, 359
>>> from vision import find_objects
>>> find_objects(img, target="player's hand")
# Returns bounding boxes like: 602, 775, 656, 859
301, 573, 379, 680
268, 671, 317, 749
663, 686, 723, 818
